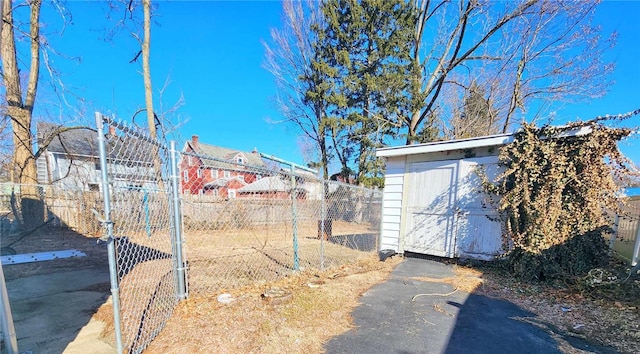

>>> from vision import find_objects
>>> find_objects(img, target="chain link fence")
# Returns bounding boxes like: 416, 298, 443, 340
0, 182, 111, 353
611, 196, 640, 265
91, 113, 382, 352
179, 145, 382, 294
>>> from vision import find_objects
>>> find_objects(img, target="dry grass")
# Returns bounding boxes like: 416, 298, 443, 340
139, 255, 402, 353
90, 254, 639, 354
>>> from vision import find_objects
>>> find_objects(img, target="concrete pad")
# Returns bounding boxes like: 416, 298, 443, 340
5, 266, 113, 354
325, 257, 617, 354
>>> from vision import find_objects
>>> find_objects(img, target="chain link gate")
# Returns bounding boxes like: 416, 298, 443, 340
95, 113, 186, 354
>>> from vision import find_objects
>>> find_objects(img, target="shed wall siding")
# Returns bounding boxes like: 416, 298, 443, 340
380, 157, 405, 251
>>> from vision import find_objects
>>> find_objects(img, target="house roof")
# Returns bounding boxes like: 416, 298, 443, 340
186, 141, 266, 170
37, 122, 155, 163
37, 122, 100, 157
203, 176, 247, 189
237, 176, 289, 193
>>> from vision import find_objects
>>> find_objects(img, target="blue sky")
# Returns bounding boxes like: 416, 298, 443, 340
33, 0, 640, 172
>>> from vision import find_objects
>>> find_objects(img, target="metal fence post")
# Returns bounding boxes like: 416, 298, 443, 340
0, 260, 19, 354
632, 219, 640, 266
320, 179, 326, 270
95, 112, 124, 354
290, 164, 299, 271
170, 141, 187, 299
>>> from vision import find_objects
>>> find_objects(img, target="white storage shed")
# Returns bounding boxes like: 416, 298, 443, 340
376, 134, 515, 260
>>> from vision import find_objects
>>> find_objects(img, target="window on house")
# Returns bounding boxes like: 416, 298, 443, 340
198, 189, 204, 195
88, 183, 100, 192
211, 169, 217, 178
213, 189, 219, 197
238, 175, 244, 182
228, 189, 236, 199
187, 156, 192, 165
237, 157, 244, 164
197, 169, 202, 178
256, 174, 262, 180
183, 170, 189, 182
224, 170, 230, 178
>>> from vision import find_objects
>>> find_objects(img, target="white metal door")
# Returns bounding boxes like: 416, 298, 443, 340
455, 158, 503, 259
404, 161, 458, 257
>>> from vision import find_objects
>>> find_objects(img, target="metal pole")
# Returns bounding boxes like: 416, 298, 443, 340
95, 112, 124, 354
290, 164, 299, 271
631, 218, 640, 266
144, 190, 151, 237
257, 152, 313, 272
259, 153, 316, 174
0, 260, 19, 354
170, 141, 187, 299
320, 179, 326, 270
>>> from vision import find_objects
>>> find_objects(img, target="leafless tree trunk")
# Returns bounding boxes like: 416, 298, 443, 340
141, 0, 164, 187
1, 0, 44, 226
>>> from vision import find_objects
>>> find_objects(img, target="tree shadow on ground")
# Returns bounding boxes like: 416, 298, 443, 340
327, 233, 378, 252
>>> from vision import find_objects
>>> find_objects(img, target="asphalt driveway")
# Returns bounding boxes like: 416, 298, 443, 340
325, 257, 617, 354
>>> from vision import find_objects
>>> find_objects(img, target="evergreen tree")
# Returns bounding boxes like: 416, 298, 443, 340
314, 0, 416, 185
452, 82, 499, 139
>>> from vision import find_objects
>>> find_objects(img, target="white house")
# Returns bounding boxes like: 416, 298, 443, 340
376, 134, 514, 260
36, 122, 158, 192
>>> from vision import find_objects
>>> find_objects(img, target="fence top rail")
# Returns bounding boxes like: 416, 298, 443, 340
181, 150, 324, 181
99, 113, 169, 151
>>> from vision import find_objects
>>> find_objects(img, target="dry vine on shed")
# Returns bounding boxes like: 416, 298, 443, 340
482, 110, 640, 281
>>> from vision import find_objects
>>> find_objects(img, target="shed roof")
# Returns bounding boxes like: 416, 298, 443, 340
376, 125, 593, 158
376, 133, 514, 158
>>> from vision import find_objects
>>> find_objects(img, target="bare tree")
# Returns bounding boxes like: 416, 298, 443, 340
107, 0, 167, 186
1, 0, 44, 224
404, 0, 614, 143
139, 0, 164, 186
264, 0, 333, 178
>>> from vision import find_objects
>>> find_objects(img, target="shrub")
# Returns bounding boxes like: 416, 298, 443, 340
502, 227, 612, 281
483, 110, 639, 281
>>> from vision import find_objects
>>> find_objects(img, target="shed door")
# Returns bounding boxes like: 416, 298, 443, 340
405, 161, 458, 257
455, 158, 503, 259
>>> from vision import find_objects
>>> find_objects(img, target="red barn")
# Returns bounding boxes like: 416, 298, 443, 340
180, 136, 267, 198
